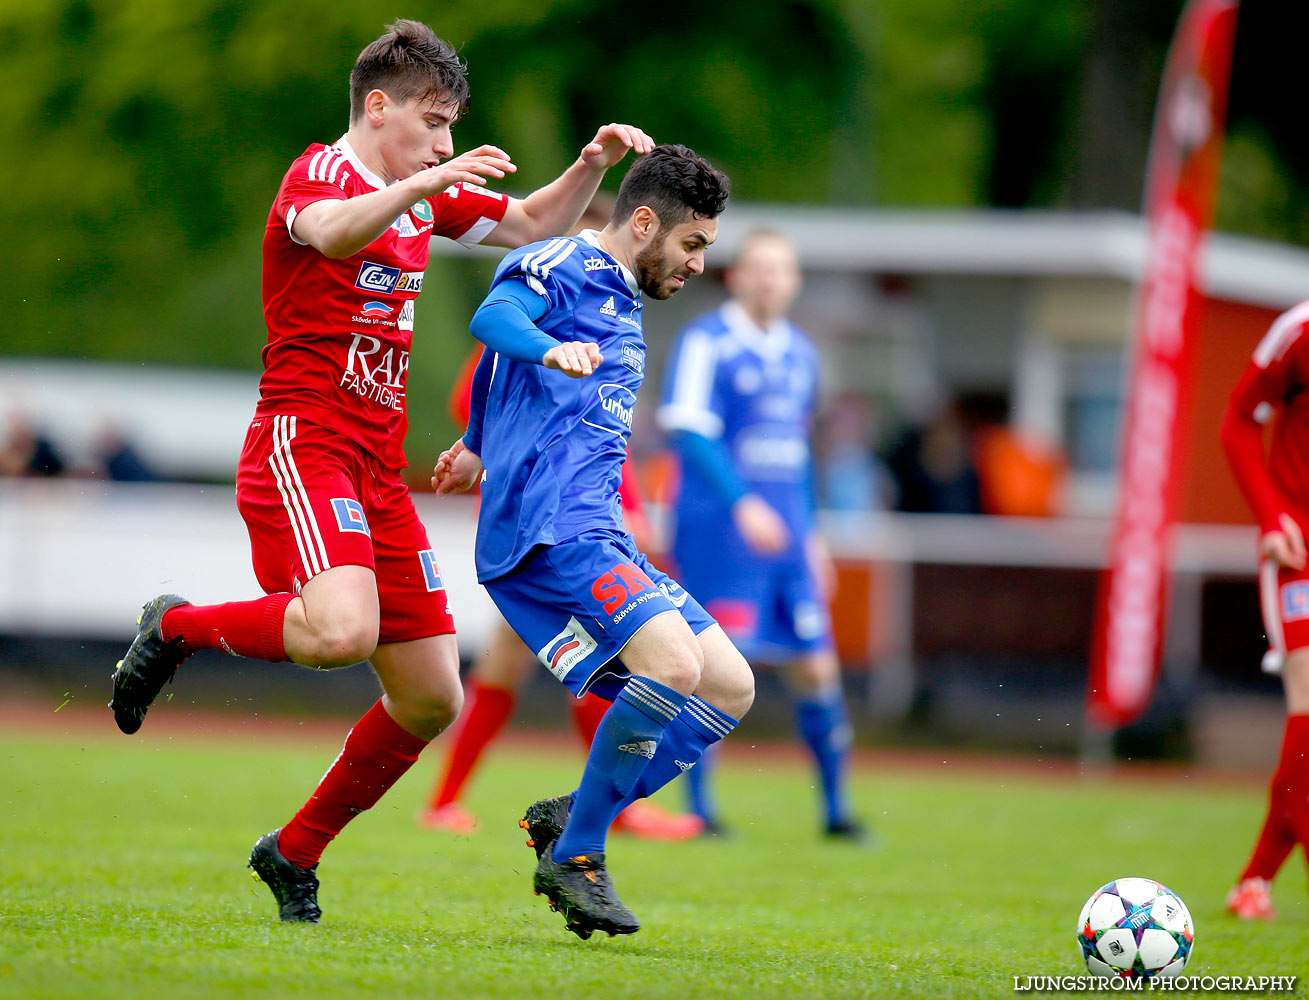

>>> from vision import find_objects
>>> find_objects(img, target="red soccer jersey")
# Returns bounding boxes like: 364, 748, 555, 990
259, 136, 509, 469
1221, 301, 1309, 535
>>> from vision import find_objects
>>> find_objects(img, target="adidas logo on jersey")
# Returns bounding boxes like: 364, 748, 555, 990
618, 740, 657, 759
599, 296, 618, 317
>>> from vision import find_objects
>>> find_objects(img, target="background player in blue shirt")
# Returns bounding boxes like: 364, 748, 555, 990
657, 230, 865, 841
432, 145, 751, 940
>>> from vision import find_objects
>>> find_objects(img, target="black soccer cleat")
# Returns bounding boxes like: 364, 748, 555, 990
532, 842, 639, 940
825, 816, 874, 845
109, 594, 192, 734
248, 828, 321, 923
519, 794, 572, 860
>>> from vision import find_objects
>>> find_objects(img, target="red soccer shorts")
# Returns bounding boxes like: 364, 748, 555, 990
235, 413, 453, 644
1260, 557, 1309, 670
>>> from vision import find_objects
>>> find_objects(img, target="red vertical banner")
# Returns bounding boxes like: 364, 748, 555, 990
1087, 0, 1239, 728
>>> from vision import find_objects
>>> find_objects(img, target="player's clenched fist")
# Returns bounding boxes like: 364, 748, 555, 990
543, 341, 603, 378
431, 438, 484, 497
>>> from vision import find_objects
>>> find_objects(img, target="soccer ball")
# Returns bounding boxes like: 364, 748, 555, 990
1076, 877, 1194, 979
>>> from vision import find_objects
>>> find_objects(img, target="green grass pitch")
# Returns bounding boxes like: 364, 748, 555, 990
0, 715, 1304, 999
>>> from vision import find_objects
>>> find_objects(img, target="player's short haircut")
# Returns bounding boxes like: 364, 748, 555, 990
611, 145, 731, 229
349, 20, 470, 122
734, 228, 794, 265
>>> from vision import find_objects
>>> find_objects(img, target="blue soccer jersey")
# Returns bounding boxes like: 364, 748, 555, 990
657, 301, 830, 655
472, 230, 649, 582
657, 301, 821, 541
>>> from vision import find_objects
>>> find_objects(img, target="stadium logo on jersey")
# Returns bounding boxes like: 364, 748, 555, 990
599, 296, 618, 317
360, 302, 393, 317
396, 271, 424, 293
581, 384, 636, 438
355, 262, 401, 294
621, 344, 645, 374
537, 617, 598, 681
410, 200, 433, 223
418, 549, 444, 592
583, 256, 615, 273
330, 498, 370, 535
1283, 582, 1309, 621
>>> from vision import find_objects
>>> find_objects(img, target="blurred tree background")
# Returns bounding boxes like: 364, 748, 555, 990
2, 0, 1307, 459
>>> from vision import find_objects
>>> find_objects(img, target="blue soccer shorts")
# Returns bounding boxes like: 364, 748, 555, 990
674, 537, 832, 661
484, 527, 716, 699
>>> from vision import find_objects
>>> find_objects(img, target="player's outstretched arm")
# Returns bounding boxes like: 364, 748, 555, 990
484, 123, 654, 249
293, 146, 516, 258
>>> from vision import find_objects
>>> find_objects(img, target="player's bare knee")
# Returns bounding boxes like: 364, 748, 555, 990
696, 647, 754, 719
789, 650, 840, 693
310, 622, 378, 668
403, 686, 463, 734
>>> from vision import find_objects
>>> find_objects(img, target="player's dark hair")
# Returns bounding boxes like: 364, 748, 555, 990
349, 20, 470, 122
611, 145, 731, 228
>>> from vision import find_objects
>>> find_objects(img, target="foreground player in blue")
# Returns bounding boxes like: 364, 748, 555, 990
657, 230, 865, 841
432, 145, 751, 939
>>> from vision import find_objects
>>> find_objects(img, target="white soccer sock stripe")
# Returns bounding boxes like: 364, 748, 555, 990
685, 697, 734, 739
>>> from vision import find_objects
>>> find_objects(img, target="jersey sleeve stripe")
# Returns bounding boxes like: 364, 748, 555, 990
1254, 300, 1309, 368
655, 402, 724, 438
536, 241, 577, 278
666, 330, 719, 421
326, 154, 346, 185
522, 238, 568, 275
454, 215, 500, 249
307, 149, 326, 181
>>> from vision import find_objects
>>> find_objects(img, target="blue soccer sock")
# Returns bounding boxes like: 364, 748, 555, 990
552, 676, 687, 861
794, 685, 854, 827
684, 741, 720, 824
617, 696, 738, 817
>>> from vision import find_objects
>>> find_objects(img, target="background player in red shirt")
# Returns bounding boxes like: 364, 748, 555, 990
109, 19, 653, 923
1220, 300, 1309, 920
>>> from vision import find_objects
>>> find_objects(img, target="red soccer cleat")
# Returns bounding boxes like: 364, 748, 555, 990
611, 800, 705, 841
1226, 877, 1276, 920
416, 802, 478, 834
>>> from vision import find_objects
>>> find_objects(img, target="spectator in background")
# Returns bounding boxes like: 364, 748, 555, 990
963, 391, 1067, 518
884, 397, 981, 514
814, 392, 891, 513
0, 412, 64, 477
95, 427, 158, 482
657, 228, 865, 841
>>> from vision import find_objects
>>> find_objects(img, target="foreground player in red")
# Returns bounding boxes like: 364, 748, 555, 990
1220, 301, 1309, 920
109, 18, 653, 923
